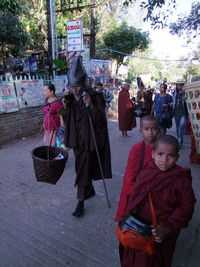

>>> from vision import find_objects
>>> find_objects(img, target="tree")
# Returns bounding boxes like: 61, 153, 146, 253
183, 44, 200, 81
123, 0, 200, 38
170, 2, 200, 40
103, 22, 149, 73
127, 50, 164, 81
0, 0, 22, 15
0, 13, 30, 58
123, 0, 176, 28
20, 0, 48, 51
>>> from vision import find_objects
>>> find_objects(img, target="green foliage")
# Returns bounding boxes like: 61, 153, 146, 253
0, 13, 31, 58
161, 63, 185, 82
102, 22, 149, 73
52, 59, 69, 74
35, 68, 50, 77
20, 0, 48, 51
0, 0, 22, 15
183, 44, 200, 80
123, 0, 176, 28
170, 2, 200, 40
128, 50, 163, 81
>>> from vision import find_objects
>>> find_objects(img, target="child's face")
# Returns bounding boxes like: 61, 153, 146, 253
152, 143, 179, 171
140, 121, 159, 145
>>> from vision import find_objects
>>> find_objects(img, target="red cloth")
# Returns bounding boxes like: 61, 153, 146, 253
115, 141, 153, 222
120, 159, 196, 267
43, 100, 63, 130
118, 88, 136, 131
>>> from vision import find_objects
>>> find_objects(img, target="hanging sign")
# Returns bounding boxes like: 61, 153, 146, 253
90, 59, 112, 78
0, 82, 19, 113
67, 20, 83, 52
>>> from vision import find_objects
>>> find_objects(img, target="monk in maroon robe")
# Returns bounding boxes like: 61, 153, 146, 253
115, 115, 160, 222
118, 83, 136, 136
119, 135, 196, 267
115, 140, 154, 222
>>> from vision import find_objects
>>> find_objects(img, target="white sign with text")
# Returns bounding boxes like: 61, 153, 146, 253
67, 20, 83, 52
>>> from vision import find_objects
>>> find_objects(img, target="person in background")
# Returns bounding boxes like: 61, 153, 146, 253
96, 82, 114, 113
172, 80, 188, 149
43, 83, 63, 146
136, 77, 152, 116
14, 65, 29, 80
163, 77, 168, 85
151, 83, 173, 135
118, 83, 136, 137
29, 54, 38, 76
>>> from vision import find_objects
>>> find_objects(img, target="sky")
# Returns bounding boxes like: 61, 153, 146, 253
135, 0, 199, 60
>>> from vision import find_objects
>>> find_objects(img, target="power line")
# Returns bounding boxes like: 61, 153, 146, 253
97, 48, 199, 62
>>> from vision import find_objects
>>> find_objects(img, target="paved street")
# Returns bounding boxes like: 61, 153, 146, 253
0, 118, 199, 267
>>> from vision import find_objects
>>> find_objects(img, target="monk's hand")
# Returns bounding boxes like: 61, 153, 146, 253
152, 225, 170, 243
83, 95, 93, 109
63, 89, 72, 96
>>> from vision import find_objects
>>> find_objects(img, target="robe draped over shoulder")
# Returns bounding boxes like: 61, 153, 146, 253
115, 141, 153, 222
120, 159, 196, 267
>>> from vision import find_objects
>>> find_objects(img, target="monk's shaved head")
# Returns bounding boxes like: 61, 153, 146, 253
154, 135, 179, 153
140, 115, 159, 128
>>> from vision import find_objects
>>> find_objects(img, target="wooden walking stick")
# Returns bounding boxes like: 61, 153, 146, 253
83, 92, 111, 208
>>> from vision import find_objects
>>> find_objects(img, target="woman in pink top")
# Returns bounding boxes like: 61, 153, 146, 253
43, 83, 63, 146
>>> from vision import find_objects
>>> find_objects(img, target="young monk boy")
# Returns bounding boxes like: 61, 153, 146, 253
120, 135, 196, 267
115, 115, 160, 222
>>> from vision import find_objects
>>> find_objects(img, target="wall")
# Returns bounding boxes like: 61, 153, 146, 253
0, 106, 43, 145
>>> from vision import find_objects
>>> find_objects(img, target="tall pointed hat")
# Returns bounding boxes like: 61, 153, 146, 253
67, 55, 87, 86
137, 77, 144, 88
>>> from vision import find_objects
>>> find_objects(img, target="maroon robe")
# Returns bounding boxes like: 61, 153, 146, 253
63, 87, 112, 199
118, 88, 136, 131
115, 141, 153, 222
120, 159, 196, 267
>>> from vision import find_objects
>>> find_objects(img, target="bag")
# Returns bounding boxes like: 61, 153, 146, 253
133, 103, 148, 117
116, 143, 157, 255
159, 106, 174, 129
116, 193, 157, 255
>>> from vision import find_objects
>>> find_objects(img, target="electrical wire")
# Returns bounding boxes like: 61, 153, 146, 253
97, 48, 199, 62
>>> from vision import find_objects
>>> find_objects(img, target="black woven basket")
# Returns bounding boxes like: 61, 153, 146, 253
32, 146, 68, 184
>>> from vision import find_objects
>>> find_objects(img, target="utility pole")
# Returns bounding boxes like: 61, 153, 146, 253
46, 0, 58, 77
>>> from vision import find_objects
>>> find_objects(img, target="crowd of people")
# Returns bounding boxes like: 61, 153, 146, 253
41, 61, 197, 267
117, 77, 196, 151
